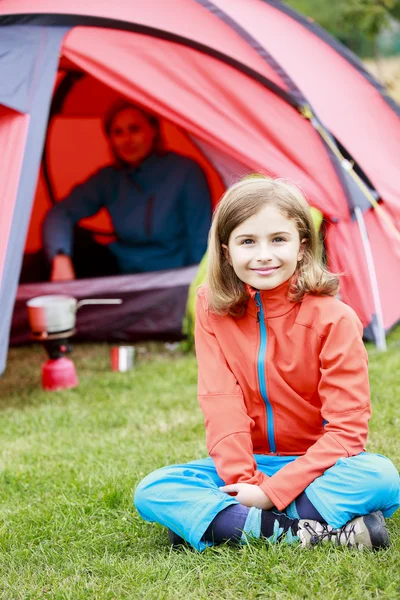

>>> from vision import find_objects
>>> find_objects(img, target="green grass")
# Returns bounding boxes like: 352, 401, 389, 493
0, 329, 399, 600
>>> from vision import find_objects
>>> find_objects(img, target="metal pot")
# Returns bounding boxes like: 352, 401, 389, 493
26, 295, 122, 336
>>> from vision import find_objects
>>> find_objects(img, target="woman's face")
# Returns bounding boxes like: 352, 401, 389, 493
108, 107, 157, 166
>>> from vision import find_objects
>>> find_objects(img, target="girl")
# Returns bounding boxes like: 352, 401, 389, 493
134, 176, 399, 551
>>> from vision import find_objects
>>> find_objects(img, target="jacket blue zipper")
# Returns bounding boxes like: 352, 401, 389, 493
255, 292, 276, 453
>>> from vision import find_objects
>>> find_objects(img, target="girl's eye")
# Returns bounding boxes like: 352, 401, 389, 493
241, 239, 254, 245
273, 237, 286, 243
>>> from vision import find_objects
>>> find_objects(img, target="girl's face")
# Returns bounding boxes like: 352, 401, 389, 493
108, 107, 157, 166
223, 204, 305, 291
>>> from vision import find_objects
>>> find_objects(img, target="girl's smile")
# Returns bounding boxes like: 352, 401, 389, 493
251, 266, 280, 276
223, 204, 305, 291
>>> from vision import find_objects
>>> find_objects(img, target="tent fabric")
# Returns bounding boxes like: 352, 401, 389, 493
0, 107, 29, 280
0, 25, 67, 375
261, 0, 400, 118
62, 28, 348, 217
2, 0, 399, 202
193, 0, 306, 103
0, 1, 399, 375
0, 25, 56, 278
213, 0, 400, 212
364, 209, 400, 330
0, 25, 48, 113
0, 0, 294, 92
11, 266, 198, 345
0, 3, 295, 109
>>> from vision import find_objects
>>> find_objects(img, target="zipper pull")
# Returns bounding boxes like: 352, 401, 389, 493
255, 292, 261, 323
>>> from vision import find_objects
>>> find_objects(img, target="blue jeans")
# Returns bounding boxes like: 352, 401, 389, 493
134, 452, 400, 551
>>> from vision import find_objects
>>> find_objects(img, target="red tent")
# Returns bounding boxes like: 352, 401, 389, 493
1, 0, 400, 373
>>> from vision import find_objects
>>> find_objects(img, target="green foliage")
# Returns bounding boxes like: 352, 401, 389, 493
342, 0, 397, 39
285, 0, 400, 57
0, 335, 398, 598
284, 0, 344, 31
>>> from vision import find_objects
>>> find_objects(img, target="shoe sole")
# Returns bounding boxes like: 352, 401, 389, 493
362, 511, 390, 550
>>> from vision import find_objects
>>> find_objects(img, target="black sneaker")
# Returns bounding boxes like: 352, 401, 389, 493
167, 528, 186, 547
298, 511, 390, 550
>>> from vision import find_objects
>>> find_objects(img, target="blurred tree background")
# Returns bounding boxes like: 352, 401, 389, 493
285, 0, 400, 59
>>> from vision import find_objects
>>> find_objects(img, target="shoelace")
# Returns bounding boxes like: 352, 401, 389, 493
303, 521, 356, 546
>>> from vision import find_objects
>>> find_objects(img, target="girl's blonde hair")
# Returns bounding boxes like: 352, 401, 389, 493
207, 175, 339, 315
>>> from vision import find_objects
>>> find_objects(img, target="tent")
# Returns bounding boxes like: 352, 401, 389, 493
1, 0, 400, 375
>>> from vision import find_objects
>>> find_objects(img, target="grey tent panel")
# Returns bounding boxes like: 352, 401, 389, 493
341, 165, 377, 215
0, 25, 68, 376
0, 25, 64, 113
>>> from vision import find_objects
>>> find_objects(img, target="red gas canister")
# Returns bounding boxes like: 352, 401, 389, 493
42, 357, 79, 391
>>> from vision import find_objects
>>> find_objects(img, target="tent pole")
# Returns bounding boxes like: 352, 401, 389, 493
354, 207, 387, 351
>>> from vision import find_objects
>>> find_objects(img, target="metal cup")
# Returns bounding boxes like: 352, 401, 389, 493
111, 346, 135, 372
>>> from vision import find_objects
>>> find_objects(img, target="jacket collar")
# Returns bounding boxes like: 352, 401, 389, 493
245, 279, 298, 318
121, 151, 164, 178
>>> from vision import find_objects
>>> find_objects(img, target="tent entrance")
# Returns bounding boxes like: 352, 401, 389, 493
14, 52, 239, 345
23, 64, 227, 261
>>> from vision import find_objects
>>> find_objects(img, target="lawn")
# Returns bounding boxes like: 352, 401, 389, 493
0, 328, 399, 600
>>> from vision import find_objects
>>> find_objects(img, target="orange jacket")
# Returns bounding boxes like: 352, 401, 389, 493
194, 280, 371, 510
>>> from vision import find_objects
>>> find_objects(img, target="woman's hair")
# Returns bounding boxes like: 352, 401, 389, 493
207, 175, 339, 316
103, 100, 165, 165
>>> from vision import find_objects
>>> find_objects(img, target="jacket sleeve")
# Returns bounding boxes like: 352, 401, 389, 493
181, 163, 212, 265
42, 170, 106, 261
260, 309, 371, 510
195, 290, 269, 487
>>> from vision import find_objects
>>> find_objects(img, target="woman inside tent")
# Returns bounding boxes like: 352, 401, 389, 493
42, 101, 212, 281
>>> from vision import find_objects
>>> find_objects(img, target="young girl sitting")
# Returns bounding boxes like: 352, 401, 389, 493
134, 176, 400, 551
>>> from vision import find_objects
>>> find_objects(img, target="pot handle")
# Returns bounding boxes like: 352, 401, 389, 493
75, 299, 122, 311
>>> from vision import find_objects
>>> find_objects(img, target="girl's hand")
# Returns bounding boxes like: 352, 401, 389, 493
219, 483, 274, 510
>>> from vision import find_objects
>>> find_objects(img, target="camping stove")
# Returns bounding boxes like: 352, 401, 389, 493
39, 330, 78, 391
26, 295, 122, 391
